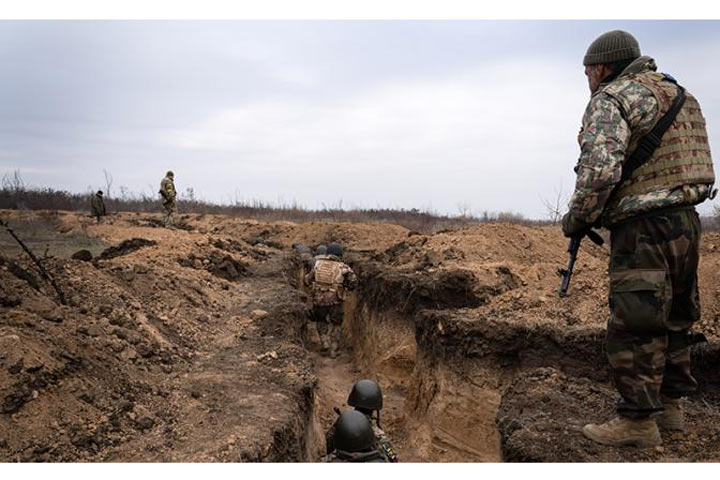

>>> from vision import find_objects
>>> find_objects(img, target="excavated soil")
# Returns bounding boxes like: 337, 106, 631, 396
1, 209, 720, 462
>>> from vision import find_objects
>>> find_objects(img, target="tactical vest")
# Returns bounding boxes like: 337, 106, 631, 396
606, 72, 714, 202
312, 259, 347, 305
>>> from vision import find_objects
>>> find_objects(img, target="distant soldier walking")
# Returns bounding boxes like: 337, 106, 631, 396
90, 190, 106, 224
563, 30, 715, 447
304, 242, 357, 358
159, 171, 177, 227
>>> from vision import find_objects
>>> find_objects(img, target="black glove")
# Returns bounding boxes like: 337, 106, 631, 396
561, 212, 590, 238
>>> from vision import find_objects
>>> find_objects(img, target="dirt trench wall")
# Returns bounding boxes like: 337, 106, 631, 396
343, 260, 507, 462
345, 256, 720, 463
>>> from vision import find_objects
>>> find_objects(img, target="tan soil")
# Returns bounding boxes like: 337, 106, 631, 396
1, 209, 719, 462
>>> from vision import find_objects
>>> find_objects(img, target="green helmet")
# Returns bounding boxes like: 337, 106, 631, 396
334, 411, 376, 453
327, 242, 343, 257
316, 245, 327, 256
348, 379, 383, 410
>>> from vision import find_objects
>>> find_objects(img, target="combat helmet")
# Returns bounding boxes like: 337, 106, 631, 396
327, 242, 343, 257
333, 410, 376, 453
316, 244, 327, 256
166, 170, 174, 178
348, 379, 383, 411
292, 243, 311, 254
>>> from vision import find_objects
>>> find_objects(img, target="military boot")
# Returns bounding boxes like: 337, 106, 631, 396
320, 336, 330, 353
656, 396, 684, 431
316, 322, 330, 352
583, 416, 661, 448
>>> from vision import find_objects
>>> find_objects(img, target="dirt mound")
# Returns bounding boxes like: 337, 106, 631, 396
0, 210, 318, 462
177, 252, 249, 281
98, 238, 157, 260
355, 261, 519, 314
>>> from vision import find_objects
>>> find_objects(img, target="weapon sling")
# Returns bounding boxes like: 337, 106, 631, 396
560, 77, 686, 297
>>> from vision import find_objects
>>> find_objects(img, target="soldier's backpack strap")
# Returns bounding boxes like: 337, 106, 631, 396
620, 75, 686, 183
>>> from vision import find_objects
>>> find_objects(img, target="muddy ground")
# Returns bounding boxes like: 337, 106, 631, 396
1, 209, 719, 462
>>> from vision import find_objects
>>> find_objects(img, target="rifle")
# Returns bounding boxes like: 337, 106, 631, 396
558, 228, 604, 297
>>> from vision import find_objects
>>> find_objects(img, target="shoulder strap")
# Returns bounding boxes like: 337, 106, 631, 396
620, 76, 686, 183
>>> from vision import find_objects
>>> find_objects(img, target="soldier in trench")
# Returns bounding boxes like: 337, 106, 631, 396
304, 242, 357, 358
321, 410, 388, 463
563, 30, 715, 448
326, 379, 398, 462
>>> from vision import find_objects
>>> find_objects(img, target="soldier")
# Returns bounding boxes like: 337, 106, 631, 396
321, 411, 387, 463
159, 170, 177, 227
90, 190, 106, 224
562, 30, 715, 447
314, 244, 328, 260
292, 243, 315, 274
304, 242, 358, 358
326, 379, 398, 462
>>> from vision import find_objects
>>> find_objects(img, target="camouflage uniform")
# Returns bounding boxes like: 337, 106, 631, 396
304, 255, 358, 357
90, 192, 106, 223
160, 174, 177, 227
566, 56, 715, 418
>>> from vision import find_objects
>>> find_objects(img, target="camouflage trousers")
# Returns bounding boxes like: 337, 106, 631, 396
313, 304, 343, 355
607, 207, 702, 419
163, 199, 177, 227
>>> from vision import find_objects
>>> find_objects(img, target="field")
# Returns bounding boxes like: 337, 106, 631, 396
1, 209, 719, 462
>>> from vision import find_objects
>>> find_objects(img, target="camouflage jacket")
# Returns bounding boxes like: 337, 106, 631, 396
160, 176, 176, 201
90, 194, 106, 216
567, 56, 713, 227
304, 256, 358, 306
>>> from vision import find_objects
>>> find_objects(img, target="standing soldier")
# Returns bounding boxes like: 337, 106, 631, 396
304, 242, 357, 358
159, 171, 177, 228
563, 30, 715, 447
90, 190, 106, 224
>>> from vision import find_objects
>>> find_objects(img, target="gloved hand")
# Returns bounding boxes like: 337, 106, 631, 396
561, 212, 590, 238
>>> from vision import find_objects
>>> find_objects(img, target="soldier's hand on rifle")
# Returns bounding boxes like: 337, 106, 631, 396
561, 212, 591, 238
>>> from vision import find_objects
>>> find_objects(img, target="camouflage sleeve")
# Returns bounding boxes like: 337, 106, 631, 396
567, 93, 631, 225
304, 268, 315, 287
343, 266, 358, 291
374, 429, 398, 462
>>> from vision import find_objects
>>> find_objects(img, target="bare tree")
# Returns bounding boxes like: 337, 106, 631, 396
541, 183, 567, 224
456, 201, 472, 219
103, 169, 113, 198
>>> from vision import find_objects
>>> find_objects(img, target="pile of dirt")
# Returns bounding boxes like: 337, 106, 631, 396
0, 210, 317, 462
177, 251, 249, 281
98, 238, 157, 260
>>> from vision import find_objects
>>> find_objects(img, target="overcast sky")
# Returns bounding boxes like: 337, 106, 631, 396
1, 20, 719, 218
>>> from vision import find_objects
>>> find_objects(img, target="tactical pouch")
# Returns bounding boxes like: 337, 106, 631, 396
610, 269, 671, 333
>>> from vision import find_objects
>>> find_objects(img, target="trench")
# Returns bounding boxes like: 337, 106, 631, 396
299, 259, 507, 462
293, 256, 720, 463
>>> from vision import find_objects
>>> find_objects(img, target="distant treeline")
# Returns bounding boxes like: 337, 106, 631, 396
3, 172, 720, 233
